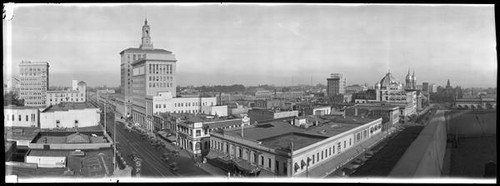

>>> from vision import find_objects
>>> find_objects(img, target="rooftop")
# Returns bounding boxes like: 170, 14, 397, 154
224, 115, 378, 150
33, 131, 108, 144
4, 127, 41, 141
259, 132, 327, 151
4, 105, 40, 110
42, 102, 97, 112
352, 103, 400, 110
22, 148, 114, 177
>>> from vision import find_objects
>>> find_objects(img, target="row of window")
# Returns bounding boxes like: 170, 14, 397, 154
20, 92, 44, 96
210, 140, 287, 174
149, 82, 172, 88
5, 113, 36, 122
174, 102, 213, 107
20, 67, 46, 72
20, 73, 47, 77
49, 98, 82, 102
296, 141, 346, 173
25, 101, 45, 105
21, 96, 45, 100
20, 88, 45, 91
49, 93, 84, 97
148, 63, 173, 75
149, 75, 173, 82
20, 82, 45, 86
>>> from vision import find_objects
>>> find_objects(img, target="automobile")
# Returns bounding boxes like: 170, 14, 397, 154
341, 167, 355, 176
169, 162, 178, 171
129, 152, 137, 160
161, 156, 169, 162
352, 158, 364, 165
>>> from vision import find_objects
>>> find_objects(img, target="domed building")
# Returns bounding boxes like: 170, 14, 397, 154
371, 70, 418, 117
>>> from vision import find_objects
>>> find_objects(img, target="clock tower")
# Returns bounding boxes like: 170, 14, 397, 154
140, 18, 154, 50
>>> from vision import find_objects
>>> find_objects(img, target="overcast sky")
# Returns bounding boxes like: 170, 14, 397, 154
3, 3, 497, 88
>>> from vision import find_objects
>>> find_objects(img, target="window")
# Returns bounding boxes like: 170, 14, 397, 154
329, 147, 332, 156
19, 115, 21, 121
344, 141, 346, 149
196, 130, 201, 137
317, 152, 319, 162
275, 160, 280, 173
268, 158, 271, 168
56, 120, 60, 128
283, 162, 287, 175
261, 156, 264, 166
337, 142, 341, 152
312, 155, 315, 164
239, 148, 242, 158
349, 138, 352, 146
75, 120, 79, 127
12, 115, 14, 121
321, 151, 324, 160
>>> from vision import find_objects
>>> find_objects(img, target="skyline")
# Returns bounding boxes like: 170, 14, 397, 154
3, 3, 497, 88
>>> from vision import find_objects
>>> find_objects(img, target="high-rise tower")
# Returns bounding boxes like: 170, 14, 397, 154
120, 19, 177, 133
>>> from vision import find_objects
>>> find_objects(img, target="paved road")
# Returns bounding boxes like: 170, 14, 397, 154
105, 110, 211, 177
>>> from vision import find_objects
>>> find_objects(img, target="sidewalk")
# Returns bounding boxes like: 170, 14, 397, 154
198, 162, 229, 177
300, 131, 388, 178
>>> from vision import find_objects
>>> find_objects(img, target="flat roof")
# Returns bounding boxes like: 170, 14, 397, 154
42, 102, 97, 112
225, 121, 304, 141
4, 105, 39, 110
206, 119, 242, 129
260, 132, 327, 151
352, 104, 400, 110
224, 116, 377, 150
4, 127, 41, 141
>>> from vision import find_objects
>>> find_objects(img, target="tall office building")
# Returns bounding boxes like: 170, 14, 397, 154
19, 61, 49, 107
120, 18, 177, 117
326, 73, 346, 97
122, 19, 177, 133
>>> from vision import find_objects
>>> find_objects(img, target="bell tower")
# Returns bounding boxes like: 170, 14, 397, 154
140, 18, 154, 50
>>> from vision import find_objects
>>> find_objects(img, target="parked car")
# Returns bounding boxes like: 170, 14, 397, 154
169, 162, 178, 172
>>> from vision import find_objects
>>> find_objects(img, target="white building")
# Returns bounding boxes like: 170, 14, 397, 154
40, 102, 100, 129
46, 81, 87, 106
152, 91, 218, 115
201, 105, 228, 117
3, 105, 40, 128
208, 116, 383, 177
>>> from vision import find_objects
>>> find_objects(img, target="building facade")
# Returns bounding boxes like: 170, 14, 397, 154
39, 102, 100, 129
208, 116, 383, 177
374, 71, 417, 117
127, 19, 178, 134
121, 19, 177, 118
19, 61, 50, 107
46, 81, 87, 106
152, 92, 218, 115
4, 106, 40, 128
326, 73, 346, 97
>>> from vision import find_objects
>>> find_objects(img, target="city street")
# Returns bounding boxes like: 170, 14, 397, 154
103, 108, 210, 177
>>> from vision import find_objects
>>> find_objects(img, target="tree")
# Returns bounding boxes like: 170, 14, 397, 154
4, 92, 24, 106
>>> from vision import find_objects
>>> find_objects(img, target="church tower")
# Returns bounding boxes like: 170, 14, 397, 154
140, 18, 154, 50
412, 70, 416, 89
405, 69, 412, 90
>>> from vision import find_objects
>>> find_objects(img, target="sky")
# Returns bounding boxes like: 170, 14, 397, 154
3, 3, 497, 88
